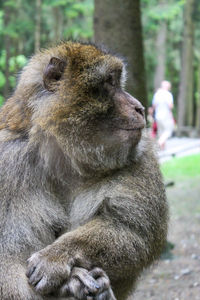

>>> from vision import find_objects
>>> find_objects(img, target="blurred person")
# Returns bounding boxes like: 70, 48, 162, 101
147, 106, 157, 138
152, 80, 174, 150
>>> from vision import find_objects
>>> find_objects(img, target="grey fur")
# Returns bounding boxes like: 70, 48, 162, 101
0, 42, 168, 300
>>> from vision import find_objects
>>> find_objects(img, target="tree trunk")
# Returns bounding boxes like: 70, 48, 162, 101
52, 6, 63, 44
35, 0, 41, 52
154, 21, 167, 91
94, 0, 148, 110
177, 0, 195, 132
195, 61, 200, 134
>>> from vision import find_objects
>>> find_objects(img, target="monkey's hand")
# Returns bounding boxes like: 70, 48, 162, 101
26, 248, 115, 299
26, 245, 75, 295
60, 267, 116, 300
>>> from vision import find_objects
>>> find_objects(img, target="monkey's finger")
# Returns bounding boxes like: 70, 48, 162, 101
89, 268, 110, 292
94, 288, 116, 300
33, 276, 48, 294
67, 257, 76, 269
26, 254, 41, 279
26, 265, 36, 278
89, 268, 109, 280
61, 277, 86, 299
26, 259, 45, 287
28, 269, 43, 287
105, 288, 116, 300
72, 267, 100, 294
95, 277, 110, 294
88, 268, 116, 300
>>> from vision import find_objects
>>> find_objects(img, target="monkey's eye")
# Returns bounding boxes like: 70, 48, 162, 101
106, 73, 115, 87
91, 84, 109, 102
92, 87, 101, 98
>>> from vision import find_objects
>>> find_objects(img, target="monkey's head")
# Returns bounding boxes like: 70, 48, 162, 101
1, 42, 145, 175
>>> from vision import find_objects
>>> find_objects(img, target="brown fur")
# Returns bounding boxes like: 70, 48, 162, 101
0, 42, 168, 300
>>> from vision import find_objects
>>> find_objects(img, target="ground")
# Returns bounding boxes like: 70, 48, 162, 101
132, 150, 200, 300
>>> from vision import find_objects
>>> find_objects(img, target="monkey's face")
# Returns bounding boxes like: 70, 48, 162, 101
32, 42, 145, 175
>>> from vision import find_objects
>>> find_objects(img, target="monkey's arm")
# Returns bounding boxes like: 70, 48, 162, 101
27, 217, 136, 298
27, 217, 123, 293
27, 174, 167, 299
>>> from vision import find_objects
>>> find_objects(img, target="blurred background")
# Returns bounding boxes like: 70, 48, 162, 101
0, 0, 200, 299
0, 0, 200, 137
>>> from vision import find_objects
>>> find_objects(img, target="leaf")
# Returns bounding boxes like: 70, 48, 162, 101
15, 55, 27, 67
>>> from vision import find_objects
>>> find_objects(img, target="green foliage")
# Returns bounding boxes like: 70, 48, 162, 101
141, 0, 188, 106
0, 0, 94, 103
1, 0, 199, 127
9, 55, 27, 71
0, 95, 4, 106
44, 0, 69, 6
3, 0, 17, 8
147, 1, 185, 21
0, 50, 27, 104
0, 50, 27, 73
42, 0, 94, 40
0, 11, 3, 32
63, 0, 94, 39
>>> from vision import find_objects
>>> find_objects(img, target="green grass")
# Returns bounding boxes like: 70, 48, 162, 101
161, 154, 200, 180
161, 154, 200, 217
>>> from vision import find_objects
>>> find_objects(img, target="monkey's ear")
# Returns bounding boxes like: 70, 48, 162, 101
43, 57, 67, 92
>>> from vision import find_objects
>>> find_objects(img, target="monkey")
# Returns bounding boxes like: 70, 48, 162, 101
0, 41, 168, 300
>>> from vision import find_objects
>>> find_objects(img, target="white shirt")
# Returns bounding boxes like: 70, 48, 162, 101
152, 89, 173, 121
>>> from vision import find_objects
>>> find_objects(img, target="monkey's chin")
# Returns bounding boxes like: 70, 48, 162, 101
115, 127, 143, 143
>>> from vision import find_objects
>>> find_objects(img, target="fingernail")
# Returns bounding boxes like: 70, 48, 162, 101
94, 283, 100, 289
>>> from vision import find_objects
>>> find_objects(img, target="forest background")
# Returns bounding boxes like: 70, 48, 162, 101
0, 0, 200, 135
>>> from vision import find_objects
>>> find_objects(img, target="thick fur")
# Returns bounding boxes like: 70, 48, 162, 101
0, 42, 168, 300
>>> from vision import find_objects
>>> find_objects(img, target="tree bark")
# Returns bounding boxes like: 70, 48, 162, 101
35, 0, 41, 53
177, 0, 195, 132
154, 21, 167, 91
195, 61, 200, 134
94, 0, 148, 110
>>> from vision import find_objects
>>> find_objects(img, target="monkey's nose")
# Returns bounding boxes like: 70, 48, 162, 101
124, 92, 145, 116
135, 106, 145, 117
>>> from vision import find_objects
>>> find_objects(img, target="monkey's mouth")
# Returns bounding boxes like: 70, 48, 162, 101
116, 126, 144, 131
114, 119, 146, 131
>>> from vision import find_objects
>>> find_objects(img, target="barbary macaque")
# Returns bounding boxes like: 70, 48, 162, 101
0, 41, 168, 300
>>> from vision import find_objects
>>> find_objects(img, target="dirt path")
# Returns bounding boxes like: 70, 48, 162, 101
132, 176, 200, 300
159, 137, 200, 163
